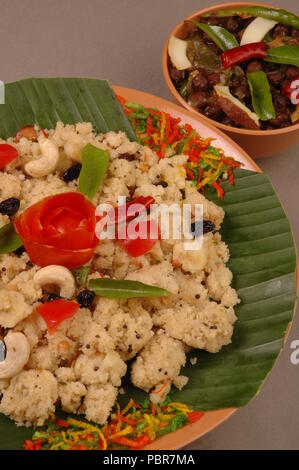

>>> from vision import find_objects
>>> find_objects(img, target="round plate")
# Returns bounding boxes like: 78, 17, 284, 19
114, 86, 261, 450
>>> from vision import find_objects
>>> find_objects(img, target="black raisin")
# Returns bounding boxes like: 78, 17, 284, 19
77, 289, 95, 308
203, 220, 215, 234
118, 153, 135, 161
47, 293, 61, 302
62, 163, 82, 182
0, 197, 20, 216
14, 246, 25, 257
155, 181, 168, 188
0, 340, 6, 362
190, 220, 215, 237
180, 189, 186, 199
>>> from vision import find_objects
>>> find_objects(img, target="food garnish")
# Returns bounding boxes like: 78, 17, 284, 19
191, 20, 239, 51
73, 265, 92, 288
168, 6, 299, 130
14, 192, 98, 269
24, 397, 204, 450
247, 71, 276, 120
211, 7, 299, 29
240, 17, 278, 46
36, 299, 80, 334
214, 85, 260, 129
14, 125, 38, 143
88, 278, 169, 299
78, 144, 109, 200
118, 96, 241, 198
76, 289, 96, 308
119, 219, 159, 257
168, 36, 192, 70
62, 163, 82, 183
0, 144, 18, 169
0, 222, 22, 254
0, 197, 20, 216
265, 45, 299, 66
221, 42, 267, 69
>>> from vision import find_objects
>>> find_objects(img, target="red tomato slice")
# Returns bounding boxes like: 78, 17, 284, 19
119, 219, 159, 257
99, 196, 155, 226
36, 299, 79, 334
21, 238, 97, 268
0, 144, 18, 168
14, 192, 98, 268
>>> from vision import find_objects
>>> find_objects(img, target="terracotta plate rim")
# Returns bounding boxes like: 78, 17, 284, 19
112, 86, 296, 450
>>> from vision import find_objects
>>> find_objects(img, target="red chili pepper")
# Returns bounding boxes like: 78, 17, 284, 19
36, 299, 79, 334
23, 439, 43, 450
41, 128, 49, 138
187, 411, 204, 424
55, 418, 69, 428
0, 144, 18, 169
118, 414, 138, 426
111, 435, 152, 449
221, 42, 267, 69
150, 402, 156, 416
131, 400, 142, 409
211, 180, 224, 199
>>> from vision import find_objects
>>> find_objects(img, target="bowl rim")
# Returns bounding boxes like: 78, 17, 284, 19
162, 1, 299, 136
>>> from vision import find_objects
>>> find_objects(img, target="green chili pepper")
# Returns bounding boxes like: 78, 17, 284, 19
265, 45, 299, 67
0, 222, 22, 254
247, 71, 276, 121
191, 20, 239, 51
89, 278, 169, 299
208, 7, 299, 30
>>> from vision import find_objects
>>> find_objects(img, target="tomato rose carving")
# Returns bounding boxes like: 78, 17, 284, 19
14, 192, 98, 269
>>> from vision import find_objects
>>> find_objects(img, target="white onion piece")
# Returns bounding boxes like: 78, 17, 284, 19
240, 17, 277, 46
168, 36, 192, 71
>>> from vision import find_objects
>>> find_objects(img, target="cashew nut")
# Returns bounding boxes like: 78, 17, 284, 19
33, 265, 76, 299
24, 138, 59, 177
0, 332, 30, 379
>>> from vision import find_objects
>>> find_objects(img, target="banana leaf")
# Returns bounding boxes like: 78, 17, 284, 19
0, 78, 136, 141
0, 79, 297, 449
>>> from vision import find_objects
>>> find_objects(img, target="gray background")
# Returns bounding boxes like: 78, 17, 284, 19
0, 0, 298, 450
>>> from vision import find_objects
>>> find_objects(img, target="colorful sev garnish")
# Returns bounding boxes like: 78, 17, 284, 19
117, 95, 241, 199
24, 397, 204, 450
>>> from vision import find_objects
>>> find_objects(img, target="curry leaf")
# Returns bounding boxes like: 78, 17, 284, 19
265, 45, 299, 66
78, 144, 109, 200
191, 21, 239, 51
73, 265, 92, 288
0, 223, 23, 254
89, 278, 169, 299
247, 71, 276, 121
